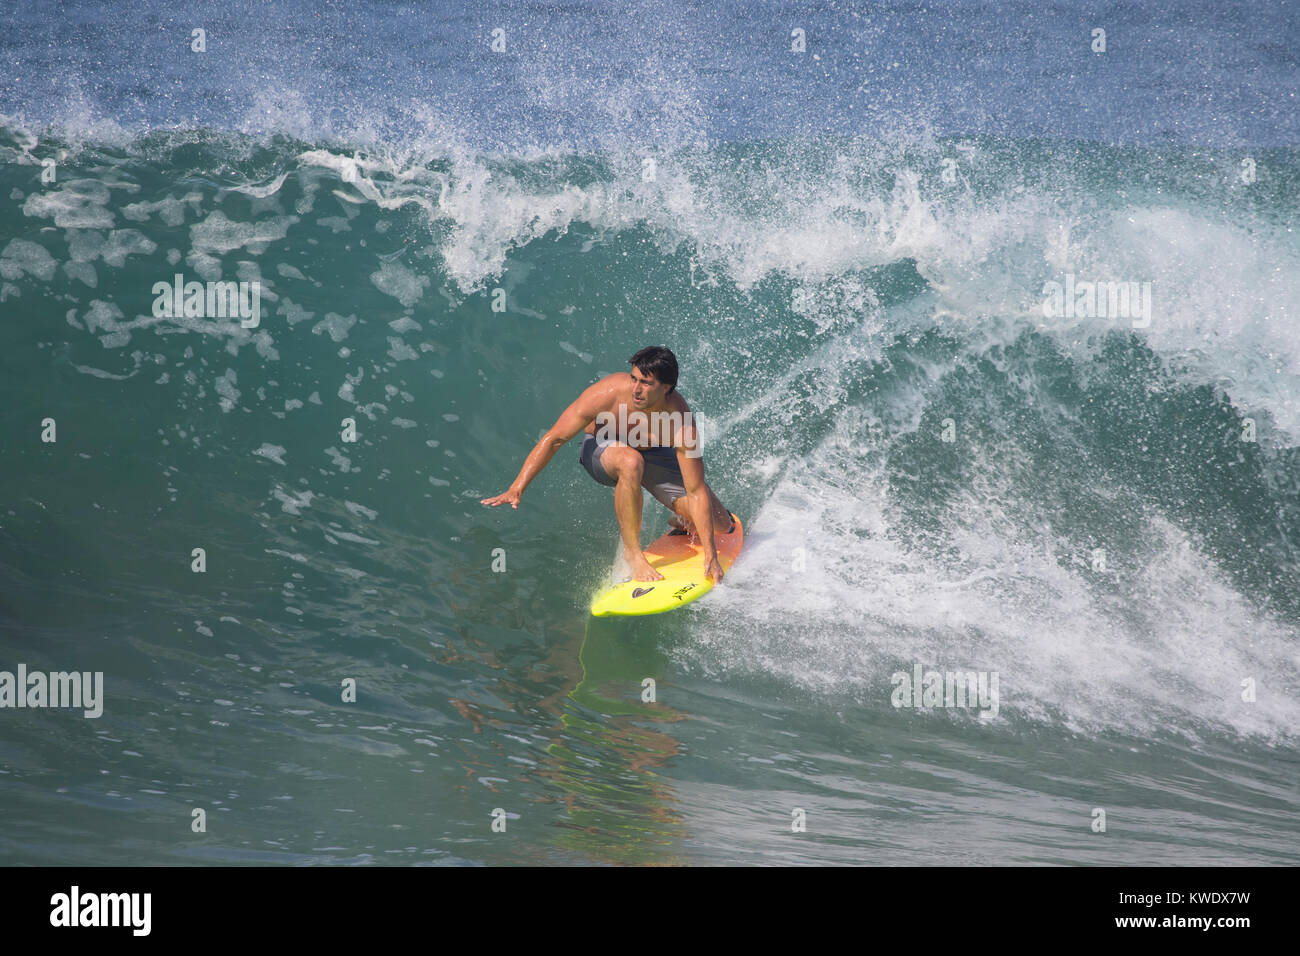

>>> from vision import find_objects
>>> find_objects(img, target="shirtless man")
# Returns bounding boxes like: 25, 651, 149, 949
480, 346, 735, 584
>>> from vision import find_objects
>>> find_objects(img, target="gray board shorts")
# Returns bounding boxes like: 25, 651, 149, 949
579, 433, 687, 509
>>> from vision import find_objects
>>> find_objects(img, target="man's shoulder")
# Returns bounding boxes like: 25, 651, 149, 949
590, 371, 632, 391
580, 372, 628, 399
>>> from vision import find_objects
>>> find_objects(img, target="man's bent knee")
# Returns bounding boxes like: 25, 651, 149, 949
603, 446, 644, 482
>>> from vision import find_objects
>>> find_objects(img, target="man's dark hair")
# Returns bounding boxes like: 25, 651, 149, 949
628, 346, 678, 393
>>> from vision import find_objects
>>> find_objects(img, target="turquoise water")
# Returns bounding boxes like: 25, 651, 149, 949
1, 0, 1298, 866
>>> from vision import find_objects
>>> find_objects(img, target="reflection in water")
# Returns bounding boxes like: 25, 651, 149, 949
538, 615, 689, 865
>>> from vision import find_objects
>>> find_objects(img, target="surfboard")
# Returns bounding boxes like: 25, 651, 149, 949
589, 513, 743, 617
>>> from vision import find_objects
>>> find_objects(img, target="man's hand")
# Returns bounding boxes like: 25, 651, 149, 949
705, 556, 725, 585
481, 488, 522, 509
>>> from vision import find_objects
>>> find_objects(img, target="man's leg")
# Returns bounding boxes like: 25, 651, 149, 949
600, 445, 662, 581
668, 485, 733, 535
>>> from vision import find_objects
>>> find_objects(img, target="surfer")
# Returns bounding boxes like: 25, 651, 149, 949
480, 346, 734, 584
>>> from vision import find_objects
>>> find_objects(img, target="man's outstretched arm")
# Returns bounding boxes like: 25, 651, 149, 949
480, 378, 611, 509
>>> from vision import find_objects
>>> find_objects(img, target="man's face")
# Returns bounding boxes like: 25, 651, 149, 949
630, 367, 669, 408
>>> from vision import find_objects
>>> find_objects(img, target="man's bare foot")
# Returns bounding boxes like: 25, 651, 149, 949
627, 555, 664, 581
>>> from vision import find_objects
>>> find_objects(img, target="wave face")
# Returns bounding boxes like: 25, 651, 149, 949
1, 0, 1297, 865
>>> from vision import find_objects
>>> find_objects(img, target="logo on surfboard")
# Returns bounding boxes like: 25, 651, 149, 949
631, 587, 656, 598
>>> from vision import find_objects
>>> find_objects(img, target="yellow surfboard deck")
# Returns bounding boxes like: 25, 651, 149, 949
590, 514, 743, 617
